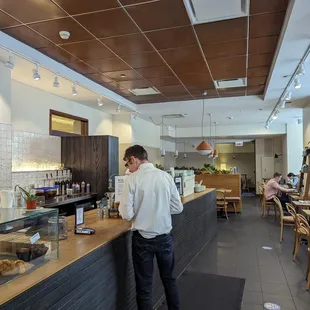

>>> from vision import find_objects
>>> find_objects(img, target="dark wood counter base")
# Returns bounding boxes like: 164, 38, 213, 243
1, 190, 216, 310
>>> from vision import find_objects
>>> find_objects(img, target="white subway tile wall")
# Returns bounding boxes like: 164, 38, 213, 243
12, 170, 58, 189
12, 131, 61, 172
0, 123, 12, 189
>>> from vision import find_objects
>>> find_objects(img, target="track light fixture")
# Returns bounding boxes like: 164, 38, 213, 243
297, 63, 305, 76
32, 64, 41, 81
294, 78, 301, 89
72, 82, 78, 96
5, 52, 14, 70
280, 100, 286, 109
133, 111, 139, 119
53, 74, 60, 88
285, 92, 292, 101
272, 110, 279, 120
265, 124, 269, 129
97, 96, 103, 107
116, 104, 121, 113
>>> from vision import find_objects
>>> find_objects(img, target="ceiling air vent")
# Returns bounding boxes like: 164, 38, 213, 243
129, 87, 160, 96
183, 0, 249, 25
215, 78, 247, 89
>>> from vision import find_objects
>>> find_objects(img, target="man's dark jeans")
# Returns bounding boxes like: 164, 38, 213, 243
132, 231, 180, 310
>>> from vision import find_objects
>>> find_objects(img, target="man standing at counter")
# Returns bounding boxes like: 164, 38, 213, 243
119, 145, 183, 310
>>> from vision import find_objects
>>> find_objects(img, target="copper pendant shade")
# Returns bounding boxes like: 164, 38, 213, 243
196, 140, 213, 155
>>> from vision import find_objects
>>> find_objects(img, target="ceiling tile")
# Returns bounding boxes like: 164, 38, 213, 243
86, 57, 131, 72
0, 11, 20, 28
248, 53, 274, 68
101, 33, 154, 56
219, 87, 246, 97
179, 73, 215, 90
75, 8, 139, 38
247, 77, 267, 86
146, 26, 197, 50
119, 79, 151, 89
167, 96, 193, 101
250, 0, 289, 15
148, 76, 180, 87
170, 60, 209, 75
136, 66, 174, 79
248, 66, 270, 78
208, 56, 246, 80
203, 39, 247, 59
160, 46, 203, 65
61, 40, 115, 60
65, 61, 97, 74
125, 0, 190, 31
250, 11, 286, 38
53, 0, 119, 15
85, 73, 113, 84
0, 0, 67, 23
157, 85, 189, 97
126, 94, 166, 103
121, 52, 165, 69
249, 36, 279, 54
120, 0, 157, 5
102, 81, 125, 92
104, 69, 142, 81
195, 17, 247, 44
115, 88, 134, 97
37, 46, 78, 63
29, 17, 93, 45
3, 26, 53, 48
247, 85, 265, 95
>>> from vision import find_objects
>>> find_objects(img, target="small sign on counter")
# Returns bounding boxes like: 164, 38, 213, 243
115, 176, 126, 203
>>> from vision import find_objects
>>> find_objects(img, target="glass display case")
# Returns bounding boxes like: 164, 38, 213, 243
0, 207, 59, 286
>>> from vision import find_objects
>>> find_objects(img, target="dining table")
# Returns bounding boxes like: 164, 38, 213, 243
302, 209, 310, 220
292, 200, 310, 213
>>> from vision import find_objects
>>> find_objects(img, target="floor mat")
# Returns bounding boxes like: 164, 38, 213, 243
158, 271, 245, 310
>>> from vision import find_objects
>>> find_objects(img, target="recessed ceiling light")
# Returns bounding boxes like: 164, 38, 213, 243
59, 30, 70, 40
32, 64, 40, 81
120, 74, 126, 78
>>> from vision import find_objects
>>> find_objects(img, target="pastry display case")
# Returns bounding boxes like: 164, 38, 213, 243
0, 207, 59, 286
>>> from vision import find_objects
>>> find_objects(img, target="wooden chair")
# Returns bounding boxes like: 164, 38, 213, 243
296, 214, 310, 290
261, 186, 277, 219
273, 197, 295, 243
216, 190, 228, 219
226, 197, 239, 214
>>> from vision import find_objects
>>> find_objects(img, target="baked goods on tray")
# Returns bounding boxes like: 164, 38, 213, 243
0, 259, 34, 276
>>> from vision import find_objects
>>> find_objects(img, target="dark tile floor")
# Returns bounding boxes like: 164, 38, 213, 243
186, 196, 310, 310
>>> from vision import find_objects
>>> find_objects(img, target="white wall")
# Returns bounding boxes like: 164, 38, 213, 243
11, 80, 113, 135
303, 105, 310, 146
286, 123, 303, 174
132, 117, 160, 148
112, 114, 132, 143
0, 63, 11, 124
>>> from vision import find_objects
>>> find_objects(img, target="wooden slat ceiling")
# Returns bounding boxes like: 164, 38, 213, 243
0, 0, 289, 104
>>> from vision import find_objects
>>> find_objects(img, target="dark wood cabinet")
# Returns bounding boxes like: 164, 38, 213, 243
61, 136, 119, 199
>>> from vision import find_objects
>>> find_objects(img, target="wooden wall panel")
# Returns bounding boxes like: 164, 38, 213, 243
2, 191, 217, 310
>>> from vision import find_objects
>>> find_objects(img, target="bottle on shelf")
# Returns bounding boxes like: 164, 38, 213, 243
81, 181, 85, 194
86, 183, 90, 193
76, 182, 80, 193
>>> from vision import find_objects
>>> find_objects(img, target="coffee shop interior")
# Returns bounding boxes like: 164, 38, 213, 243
1, 0, 310, 309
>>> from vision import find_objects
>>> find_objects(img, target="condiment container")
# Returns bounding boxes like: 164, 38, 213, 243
48, 216, 68, 240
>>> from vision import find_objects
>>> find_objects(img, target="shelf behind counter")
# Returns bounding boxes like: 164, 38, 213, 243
0, 189, 217, 309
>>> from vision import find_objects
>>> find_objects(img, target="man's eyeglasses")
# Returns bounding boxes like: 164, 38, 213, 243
125, 159, 131, 168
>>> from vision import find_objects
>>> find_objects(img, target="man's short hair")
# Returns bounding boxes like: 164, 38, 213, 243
123, 145, 148, 161
287, 172, 295, 177
273, 172, 282, 178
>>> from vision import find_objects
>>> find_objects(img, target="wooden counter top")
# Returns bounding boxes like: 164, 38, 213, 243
0, 188, 215, 305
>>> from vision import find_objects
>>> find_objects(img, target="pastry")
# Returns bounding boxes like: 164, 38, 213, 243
0, 259, 33, 276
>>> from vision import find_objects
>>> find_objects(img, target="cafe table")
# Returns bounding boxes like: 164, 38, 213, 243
292, 200, 310, 213
302, 209, 310, 220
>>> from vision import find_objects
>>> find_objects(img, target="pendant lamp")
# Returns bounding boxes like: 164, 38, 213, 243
196, 93, 213, 155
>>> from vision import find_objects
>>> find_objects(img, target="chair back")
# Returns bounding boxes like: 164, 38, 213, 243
273, 196, 284, 219
216, 190, 225, 200
286, 203, 297, 218
297, 214, 310, 241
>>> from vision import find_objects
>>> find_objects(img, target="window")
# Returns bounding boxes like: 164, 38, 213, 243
50, 110, 88, 137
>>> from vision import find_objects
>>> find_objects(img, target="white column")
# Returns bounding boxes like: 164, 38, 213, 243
286, 123, 303, 174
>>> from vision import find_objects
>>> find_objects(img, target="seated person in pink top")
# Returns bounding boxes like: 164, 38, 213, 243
265, 172, 296, 213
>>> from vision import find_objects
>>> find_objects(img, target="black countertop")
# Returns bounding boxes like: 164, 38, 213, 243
39, 193, 97, 208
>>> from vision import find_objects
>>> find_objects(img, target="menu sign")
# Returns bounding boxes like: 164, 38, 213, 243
115, 176, 126, 203
235, 141, 243, 147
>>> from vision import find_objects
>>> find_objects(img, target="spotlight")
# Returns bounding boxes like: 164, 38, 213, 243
265, 124, 269, 129
297, 63, 305, 76
183, 153, 187, 159
72, 82, 78, 96
116, 104, 121, 113
97, 97, 103, 107
294, 78, 301, 89
280, 100, 286, 109
174, 150, 179, 159
133, 111, 139, 119
5, 53, 14, 69
272, 110, 279, 120
285, 92, 292, 101
53, 74, 60, 88
32, 64, 41, 81
203, 90, 208, 96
